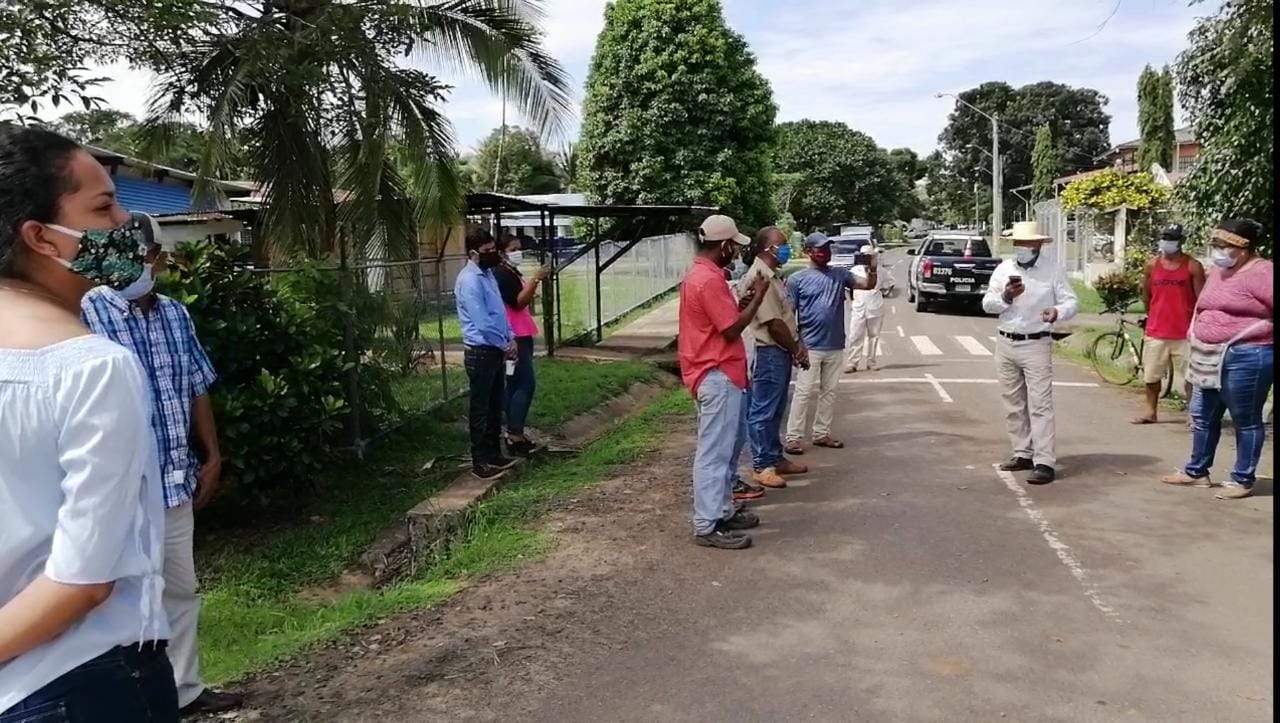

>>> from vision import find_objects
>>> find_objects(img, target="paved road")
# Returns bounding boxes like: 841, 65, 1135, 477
529, 248, 1275, 721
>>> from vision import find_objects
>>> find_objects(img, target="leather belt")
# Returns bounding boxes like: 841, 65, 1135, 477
998, 330, 1051, 341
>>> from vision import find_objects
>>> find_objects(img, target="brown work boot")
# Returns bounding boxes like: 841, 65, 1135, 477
1160, 472, 1216, 488
752, 467, 787, 488
775, 458, 808, 475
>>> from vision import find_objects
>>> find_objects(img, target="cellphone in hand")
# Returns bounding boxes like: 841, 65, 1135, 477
1008, 274, 1022, 285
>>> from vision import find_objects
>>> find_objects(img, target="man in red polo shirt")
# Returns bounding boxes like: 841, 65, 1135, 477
679, 215, 770, 549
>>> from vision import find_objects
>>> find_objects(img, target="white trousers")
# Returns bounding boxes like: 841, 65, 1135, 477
995, 338, 1057, 468
785, 348, 843, 442
165, 503, 205, 707
846, 310, 885, 367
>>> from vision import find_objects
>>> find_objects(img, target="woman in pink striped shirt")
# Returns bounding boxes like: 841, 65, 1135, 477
1162, 219, 1273, 499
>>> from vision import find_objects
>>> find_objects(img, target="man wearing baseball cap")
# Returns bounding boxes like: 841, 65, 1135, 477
784, 232, 872, 454
678, 214, 770, 549
1133, 224, 1203, 424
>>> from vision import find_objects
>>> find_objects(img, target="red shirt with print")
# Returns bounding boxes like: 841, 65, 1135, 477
678, 256, 748, 396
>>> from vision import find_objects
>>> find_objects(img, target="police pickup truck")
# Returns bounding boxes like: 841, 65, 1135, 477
905, 231, 1000, 313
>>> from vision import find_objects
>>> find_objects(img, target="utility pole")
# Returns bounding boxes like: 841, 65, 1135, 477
991, 113, 1002, 236
973, 181, 980, 230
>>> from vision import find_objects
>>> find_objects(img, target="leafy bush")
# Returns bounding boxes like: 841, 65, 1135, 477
1092, 270, 1141, 312
160, 242, 396, 506
1061, 169, 1170, 212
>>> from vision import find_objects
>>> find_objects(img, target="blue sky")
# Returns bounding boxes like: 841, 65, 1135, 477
79, 0, 1217, 158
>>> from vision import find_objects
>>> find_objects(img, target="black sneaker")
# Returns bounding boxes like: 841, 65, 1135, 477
492, 456, 520, 470
721, 509, 760, 531
999, 457, 1034, 472
732, 480, 766, 501
180, 689, 244, 717
1027, 465, 1056, 485
472, 464, 507, 481
507, 439, 545, 458
693, 527, 752, 550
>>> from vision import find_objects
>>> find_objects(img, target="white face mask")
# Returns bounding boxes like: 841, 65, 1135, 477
1158, 240, 1182, 256
118, 263, 155, 301
506, 250, 523, 266
1210, 248, 1239, 269
1014, 247, 1039, 265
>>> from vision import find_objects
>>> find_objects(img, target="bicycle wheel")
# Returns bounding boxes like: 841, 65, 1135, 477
1089, 331, 1140, 386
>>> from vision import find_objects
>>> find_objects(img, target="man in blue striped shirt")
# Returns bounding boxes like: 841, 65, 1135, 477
81, 215, 242, 717
455, 226, 518, 480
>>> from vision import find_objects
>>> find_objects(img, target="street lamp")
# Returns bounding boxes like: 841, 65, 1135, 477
939, 92, 1002, 238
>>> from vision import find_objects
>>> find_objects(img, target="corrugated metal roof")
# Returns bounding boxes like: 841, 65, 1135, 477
114, 176, 199, 214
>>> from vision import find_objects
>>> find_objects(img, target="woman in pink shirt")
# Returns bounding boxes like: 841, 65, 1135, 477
1162, 219, 1273, 499
493, 234, 549, 457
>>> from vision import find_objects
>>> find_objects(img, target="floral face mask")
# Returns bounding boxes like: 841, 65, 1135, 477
46, 217, 150, 290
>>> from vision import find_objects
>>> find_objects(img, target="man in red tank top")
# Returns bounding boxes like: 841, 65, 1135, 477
1134, 224, 1205, 423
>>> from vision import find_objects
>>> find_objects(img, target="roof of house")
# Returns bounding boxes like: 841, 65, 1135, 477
87, 144, 256, 214
87, 145, 256, 194
1103, 126, 1196, 155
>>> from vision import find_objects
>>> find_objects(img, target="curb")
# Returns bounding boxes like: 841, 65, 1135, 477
355, 376, 676, 586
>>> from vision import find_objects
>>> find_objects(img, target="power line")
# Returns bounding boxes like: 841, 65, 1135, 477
1066, 0, 1123, 46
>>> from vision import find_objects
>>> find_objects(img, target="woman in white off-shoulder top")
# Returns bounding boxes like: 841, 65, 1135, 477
0, 127, 176, 721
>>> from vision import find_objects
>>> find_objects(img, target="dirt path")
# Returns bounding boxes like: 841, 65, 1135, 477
229, 431, 701, 722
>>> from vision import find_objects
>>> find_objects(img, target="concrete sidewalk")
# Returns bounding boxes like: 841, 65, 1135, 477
586, 296, 680, 356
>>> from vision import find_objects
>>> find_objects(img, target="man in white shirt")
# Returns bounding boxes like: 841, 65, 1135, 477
982, 221, 1079, 484
845, 244, 886, 373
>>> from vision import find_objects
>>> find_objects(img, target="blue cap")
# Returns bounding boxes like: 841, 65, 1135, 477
804, 232, 832, 249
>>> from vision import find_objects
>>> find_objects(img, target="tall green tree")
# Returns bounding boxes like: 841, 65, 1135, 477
471, 125, 562, 195
1176, 0, 1273, 253
1031, 124, 1058, 203
1135, 64, 1175, 171
578, 0, 777, 227
937, 80, 1110, 218
772, 120, 899, 230
51, 108, 254, 177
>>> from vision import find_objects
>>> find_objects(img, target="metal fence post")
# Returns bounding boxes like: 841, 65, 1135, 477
337, 234, 363, 457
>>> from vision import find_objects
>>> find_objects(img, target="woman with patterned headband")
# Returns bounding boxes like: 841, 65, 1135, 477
1161, 218, 1274, 499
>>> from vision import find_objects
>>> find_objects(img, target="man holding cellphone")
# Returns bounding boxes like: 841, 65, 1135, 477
982, 222, 1078, 484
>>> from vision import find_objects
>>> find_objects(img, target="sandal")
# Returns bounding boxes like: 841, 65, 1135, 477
813, 437, 844, 449
1129, 416, 1157, 425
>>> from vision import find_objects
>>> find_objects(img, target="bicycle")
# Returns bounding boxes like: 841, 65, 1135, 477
1087, 305, 1175, 397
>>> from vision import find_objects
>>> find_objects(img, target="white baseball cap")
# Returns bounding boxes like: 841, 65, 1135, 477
699, 214, 750, 245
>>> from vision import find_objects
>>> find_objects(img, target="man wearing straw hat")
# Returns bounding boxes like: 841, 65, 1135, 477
982, 221, 1078, 485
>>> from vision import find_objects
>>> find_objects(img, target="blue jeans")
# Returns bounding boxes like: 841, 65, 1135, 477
1185, 344, 1274, 486
505, 336, 536, 436
0, 644, 177, 722
748, 345, 793, 470
692, 370, 749, 534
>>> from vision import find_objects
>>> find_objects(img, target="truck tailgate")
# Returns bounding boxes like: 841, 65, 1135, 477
940, 259, 999, 293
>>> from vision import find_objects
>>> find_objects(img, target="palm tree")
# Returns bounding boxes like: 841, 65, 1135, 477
143, 0, 572, 261
555, 142, 578, 192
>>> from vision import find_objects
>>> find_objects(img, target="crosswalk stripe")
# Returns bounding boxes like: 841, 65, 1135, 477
955, 335, 992, 356
910, 335, 943, 356
989, 336, 999, 344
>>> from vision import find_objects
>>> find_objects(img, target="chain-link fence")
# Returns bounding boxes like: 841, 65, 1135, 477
554, 233, 694, 343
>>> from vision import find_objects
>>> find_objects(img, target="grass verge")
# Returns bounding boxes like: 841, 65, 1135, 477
1055, 325, 1187, 411
1070, 278, 1145, 315
196, 358, 662, 684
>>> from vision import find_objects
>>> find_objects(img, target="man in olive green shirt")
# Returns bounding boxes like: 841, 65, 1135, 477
740, 227, 810, 488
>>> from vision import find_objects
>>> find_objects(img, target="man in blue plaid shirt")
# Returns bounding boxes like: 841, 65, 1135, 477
81, 214, 242, 716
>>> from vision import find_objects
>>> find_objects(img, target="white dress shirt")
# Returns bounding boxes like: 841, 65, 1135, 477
850, 264, 885, 317
982, 256, 1079, 334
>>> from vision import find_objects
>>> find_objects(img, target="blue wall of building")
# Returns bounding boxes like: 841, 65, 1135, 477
113, 176, 199, 214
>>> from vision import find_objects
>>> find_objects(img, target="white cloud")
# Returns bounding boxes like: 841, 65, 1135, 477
63, 0, 1213, 155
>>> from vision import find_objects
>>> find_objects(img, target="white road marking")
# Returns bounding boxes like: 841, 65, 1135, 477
911, 335, 943, 355
826, 377, 1099, 388
955, 335, 993, 356
897, 325, 905, 338
924, 373, 953, 403
891, 305, 897, 315
989, 336, 999, 344
993, 466, 1124, 623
